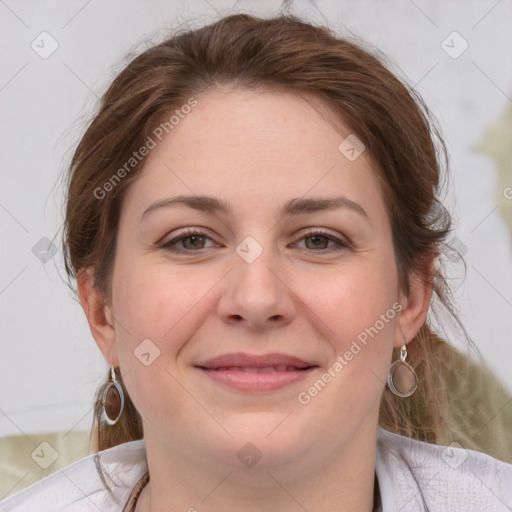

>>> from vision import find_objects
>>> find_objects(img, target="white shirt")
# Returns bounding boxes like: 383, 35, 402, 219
1, 427, 511, 511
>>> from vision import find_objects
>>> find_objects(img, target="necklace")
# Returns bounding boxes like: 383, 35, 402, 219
123, 472, 149, 512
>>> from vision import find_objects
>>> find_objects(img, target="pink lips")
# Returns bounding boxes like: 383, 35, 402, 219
195, 352, 319, 392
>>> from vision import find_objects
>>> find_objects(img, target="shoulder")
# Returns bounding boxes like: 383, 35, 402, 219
0, 440, 147, 512
376, 427, 512, 511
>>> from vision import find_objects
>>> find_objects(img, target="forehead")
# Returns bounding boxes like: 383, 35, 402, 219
122, 87, 387, 222
165, 87, 349, 165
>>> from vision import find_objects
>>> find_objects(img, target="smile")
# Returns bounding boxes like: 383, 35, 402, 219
209, 365, 311, 372
197, 365, 318, 392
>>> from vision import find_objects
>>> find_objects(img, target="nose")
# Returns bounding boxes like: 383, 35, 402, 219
217, 247, 296, 330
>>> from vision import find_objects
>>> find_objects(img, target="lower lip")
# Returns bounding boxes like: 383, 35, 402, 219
198, 367, 318, 392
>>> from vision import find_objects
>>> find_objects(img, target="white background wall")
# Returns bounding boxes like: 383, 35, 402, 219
1, 0, 511, 438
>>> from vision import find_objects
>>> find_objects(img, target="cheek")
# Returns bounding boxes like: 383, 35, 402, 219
309, 261, 399, 347
109, 261, 210, 428
298, 258, 399, 416
110, 259, 220, 357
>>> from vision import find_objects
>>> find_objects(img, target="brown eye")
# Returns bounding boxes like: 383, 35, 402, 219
295, 230, 349, 252
304, 234, 331, 250
181, 234, 206, 250
160, 229, 218, 253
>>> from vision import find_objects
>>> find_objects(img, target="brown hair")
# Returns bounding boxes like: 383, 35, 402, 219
63, 13, 463, 452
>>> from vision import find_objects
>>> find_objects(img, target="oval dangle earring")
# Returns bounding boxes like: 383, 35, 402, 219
387, 345, 418, 398
101, 367, 125, 425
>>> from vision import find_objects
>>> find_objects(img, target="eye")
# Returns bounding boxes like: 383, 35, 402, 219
160, 228, 219, 253
159, 228, 350, 255
294, 229, 350, 252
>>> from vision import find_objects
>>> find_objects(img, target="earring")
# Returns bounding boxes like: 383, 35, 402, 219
101, 367, 125, 425
387, 345, 417, 397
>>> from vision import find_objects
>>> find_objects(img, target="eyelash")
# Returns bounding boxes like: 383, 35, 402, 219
159, 228, 350, 254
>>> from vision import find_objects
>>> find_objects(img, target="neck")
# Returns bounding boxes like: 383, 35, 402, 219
135, 423, 378, 512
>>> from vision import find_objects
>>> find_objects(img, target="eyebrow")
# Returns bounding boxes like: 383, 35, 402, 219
140, 195, 369, 222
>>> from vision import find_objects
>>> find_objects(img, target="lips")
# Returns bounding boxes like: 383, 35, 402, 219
195, 352, 319, 392
196, 352, 317, 371
210, 365, 306, 373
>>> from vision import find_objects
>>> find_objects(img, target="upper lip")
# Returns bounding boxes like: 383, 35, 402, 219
196, 352, 318, 370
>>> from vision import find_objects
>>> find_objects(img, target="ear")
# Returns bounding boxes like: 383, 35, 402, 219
394, 262, 434, 348
77, 268, 119, 367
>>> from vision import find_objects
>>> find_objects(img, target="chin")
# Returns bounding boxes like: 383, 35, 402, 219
218, 411, 312, 462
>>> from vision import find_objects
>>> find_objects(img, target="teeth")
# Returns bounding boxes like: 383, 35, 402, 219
212, 365, 301, 372
255, 367, 275, 373
238, 366, 260, 373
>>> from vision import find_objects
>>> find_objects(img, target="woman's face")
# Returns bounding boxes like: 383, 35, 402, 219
85, 88, 426, 471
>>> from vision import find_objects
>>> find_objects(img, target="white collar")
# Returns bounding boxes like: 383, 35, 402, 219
375, 427, 512, 510
2, 427, 511, 511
